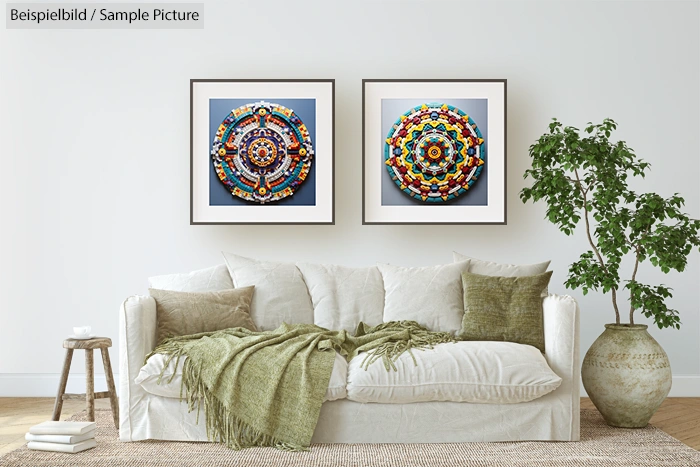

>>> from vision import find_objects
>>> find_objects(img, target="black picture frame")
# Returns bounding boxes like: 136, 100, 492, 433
362, 79, 507, 225
190, 79, 335, 225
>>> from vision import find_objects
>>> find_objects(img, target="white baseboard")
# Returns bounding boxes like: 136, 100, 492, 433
580, 375, 700, 398
667, 376, 700, 396
2, 373, 698, 397
0, 373, 120, 397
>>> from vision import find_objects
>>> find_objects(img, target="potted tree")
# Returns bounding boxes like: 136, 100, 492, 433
520, 118, 700, 428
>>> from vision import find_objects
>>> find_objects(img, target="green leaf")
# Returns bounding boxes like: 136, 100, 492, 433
520, 118, 700, 329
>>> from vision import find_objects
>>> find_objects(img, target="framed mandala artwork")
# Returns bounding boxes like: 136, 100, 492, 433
362, 79, 506, 224
190, 79, 334, 224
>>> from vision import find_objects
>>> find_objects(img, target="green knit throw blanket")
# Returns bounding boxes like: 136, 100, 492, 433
148, 320, 454, 451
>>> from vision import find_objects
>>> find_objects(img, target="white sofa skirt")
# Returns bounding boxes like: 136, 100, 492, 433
119, 294, 580, 443
120, 392, 577, 443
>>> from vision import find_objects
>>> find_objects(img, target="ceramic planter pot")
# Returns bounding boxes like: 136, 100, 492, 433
581, 324, 671, 428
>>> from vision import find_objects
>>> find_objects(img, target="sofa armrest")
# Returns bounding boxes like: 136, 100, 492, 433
119, 295, 157, 441
543, 293, 580, 440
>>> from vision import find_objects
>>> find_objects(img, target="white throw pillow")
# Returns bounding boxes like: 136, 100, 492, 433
148, 265, 233, 292
377, 260, 470, 333
297, 263, 384, 333
453, 252, 550, 276
222, 253, 314, 330
346, 341, 561, 404
137, 351, 348, 402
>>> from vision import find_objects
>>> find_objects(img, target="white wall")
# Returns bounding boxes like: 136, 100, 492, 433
1, 0, 698, 396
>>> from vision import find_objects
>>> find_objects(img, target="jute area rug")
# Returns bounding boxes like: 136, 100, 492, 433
1, 409, 699, 467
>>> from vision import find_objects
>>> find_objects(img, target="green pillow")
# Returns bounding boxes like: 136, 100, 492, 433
458, 271, 553, 352
149, 286, 257, 344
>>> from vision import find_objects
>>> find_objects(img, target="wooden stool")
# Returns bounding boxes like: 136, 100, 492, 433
51, 337, 119, 429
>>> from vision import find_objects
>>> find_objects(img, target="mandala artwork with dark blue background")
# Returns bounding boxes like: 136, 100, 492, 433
211, 101, 314, 204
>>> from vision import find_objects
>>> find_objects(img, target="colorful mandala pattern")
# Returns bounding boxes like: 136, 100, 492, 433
385, 103, 485, 203
211, 101, 313, 204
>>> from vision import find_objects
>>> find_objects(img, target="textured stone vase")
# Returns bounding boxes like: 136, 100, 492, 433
582, 324, 672, 428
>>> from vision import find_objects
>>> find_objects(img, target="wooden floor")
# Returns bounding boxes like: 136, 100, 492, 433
0, 398, 698, 456
581, 397, 700, 450
0, 398, 111, 456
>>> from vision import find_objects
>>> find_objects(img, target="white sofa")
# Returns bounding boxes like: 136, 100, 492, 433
119, 263, 580, 444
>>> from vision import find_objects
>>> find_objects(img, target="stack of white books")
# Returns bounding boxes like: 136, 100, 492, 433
26, 421, 97, 453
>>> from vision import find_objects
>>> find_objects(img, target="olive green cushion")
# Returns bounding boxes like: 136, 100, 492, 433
149, 286, 257, 343
458, 271, 552, 352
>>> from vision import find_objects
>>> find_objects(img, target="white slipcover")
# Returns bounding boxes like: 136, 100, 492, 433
119, 293, 580, 443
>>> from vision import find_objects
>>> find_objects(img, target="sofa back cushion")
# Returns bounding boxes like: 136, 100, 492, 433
222, 253, 314, 330
297, 263, 384, 333
148, 265, 233, 292
377, 260, 470, 333
453, 252, 551, 296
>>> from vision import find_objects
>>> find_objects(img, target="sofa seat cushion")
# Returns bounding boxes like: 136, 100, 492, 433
346, 341, 562, 404
135, 351, 348, 402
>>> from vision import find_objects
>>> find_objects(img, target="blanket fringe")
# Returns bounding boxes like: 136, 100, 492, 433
360, 321, 456, 371
150, 340, 308, 452
182, 357, 308, 451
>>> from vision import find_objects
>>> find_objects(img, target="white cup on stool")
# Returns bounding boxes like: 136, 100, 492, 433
73, 326, 92, 338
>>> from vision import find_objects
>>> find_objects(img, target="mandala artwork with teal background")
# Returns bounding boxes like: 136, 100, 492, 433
211, 101, 314, 204
384, 103, 485, 203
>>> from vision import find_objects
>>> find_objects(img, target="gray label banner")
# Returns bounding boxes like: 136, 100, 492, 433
6, 3, 204, 29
